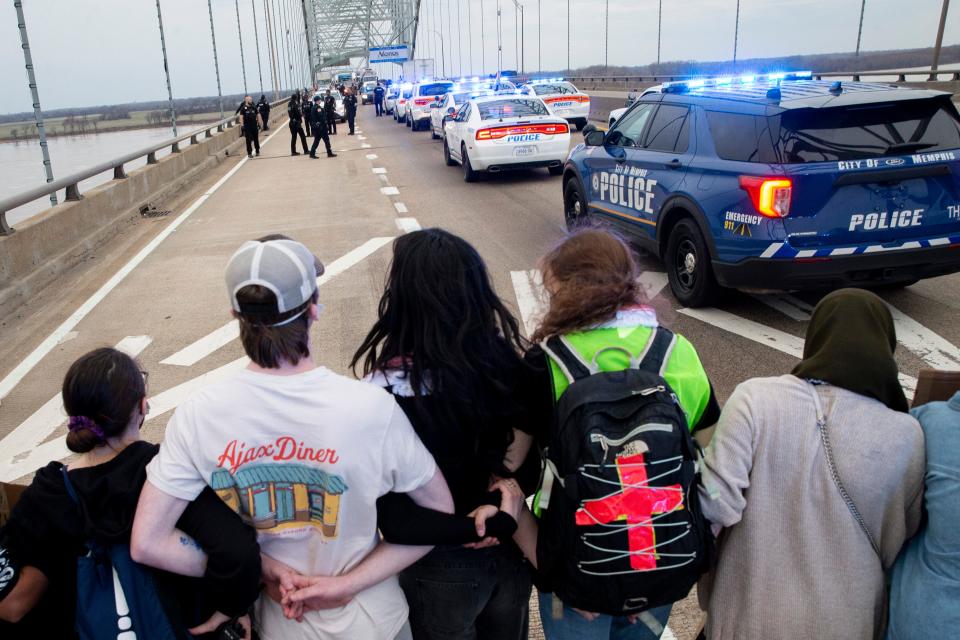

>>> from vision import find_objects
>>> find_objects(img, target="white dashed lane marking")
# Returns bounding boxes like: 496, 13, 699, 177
372, 167, 387, 174
395, 217, 422, 233
380, 186, 400, 196
394, 202, 409, 214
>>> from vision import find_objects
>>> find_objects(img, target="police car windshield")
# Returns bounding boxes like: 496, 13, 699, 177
707, 98, 960, 163
419, 82, 455, 96
477, 99, 549, 120
452, 93, 471, 104
531, 82, 577, 95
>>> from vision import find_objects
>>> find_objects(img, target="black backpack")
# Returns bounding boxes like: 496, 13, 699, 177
535, 326, 713, 616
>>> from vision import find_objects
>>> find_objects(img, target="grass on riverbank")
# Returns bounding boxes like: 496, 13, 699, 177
0, 110, 225, 142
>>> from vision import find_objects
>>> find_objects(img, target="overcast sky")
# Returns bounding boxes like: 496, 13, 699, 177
1, 0, 956, 114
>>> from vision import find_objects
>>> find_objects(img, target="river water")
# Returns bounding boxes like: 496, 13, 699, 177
1, 125, 217, 227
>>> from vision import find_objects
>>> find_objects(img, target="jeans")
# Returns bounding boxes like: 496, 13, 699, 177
375, 100, 384, 116
399, 545, 531, 640
537, 591, 672, 640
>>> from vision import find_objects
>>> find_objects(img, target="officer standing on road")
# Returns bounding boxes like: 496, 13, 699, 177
258, 95, 271, 130
287, 93, 309, 156
302, 89, 312, 136
235, 95, 260, 158
324, 89, 338, 135
309, 95, 337, 159
374, 82, 386, 117
344, 87, 358, 135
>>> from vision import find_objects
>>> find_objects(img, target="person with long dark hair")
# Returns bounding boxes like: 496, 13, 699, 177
349, 228, 535, 640
0, 348, 261, 638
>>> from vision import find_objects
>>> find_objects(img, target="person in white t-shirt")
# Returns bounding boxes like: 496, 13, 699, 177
131, 237, 454, 640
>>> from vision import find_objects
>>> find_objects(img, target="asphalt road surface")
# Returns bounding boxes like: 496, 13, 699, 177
2, 104, 959, 639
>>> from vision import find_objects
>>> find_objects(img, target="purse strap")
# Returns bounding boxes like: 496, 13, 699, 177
806, 382, 882, 560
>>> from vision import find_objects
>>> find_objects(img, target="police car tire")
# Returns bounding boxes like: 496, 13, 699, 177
575, 118, 588, 132
443, 138, 457, 166
431, 126, 440, 139
462, 145, 479, 182
563, 179, 589, 230
665, 218, 719, 308
548, 165, 563, 176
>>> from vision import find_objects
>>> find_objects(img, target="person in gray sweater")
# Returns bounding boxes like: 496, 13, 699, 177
697, 288, 925, 640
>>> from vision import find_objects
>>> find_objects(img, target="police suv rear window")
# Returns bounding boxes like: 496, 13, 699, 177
477, 99, 549, 120
420, 83, 454, 97
707, 98, 960, 164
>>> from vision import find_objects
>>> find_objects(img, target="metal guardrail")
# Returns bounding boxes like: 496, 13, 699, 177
0, 98, 288, 236
567, 68, 960, 86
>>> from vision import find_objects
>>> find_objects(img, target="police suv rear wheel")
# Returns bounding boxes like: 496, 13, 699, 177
431, 125, 440, 140
462, 145, 478, 182
563, 179, 588, 230
666, 218, 718, 307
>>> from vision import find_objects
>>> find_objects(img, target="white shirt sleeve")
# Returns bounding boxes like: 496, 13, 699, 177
146, 405, 209, 501
379, 401, 438, 496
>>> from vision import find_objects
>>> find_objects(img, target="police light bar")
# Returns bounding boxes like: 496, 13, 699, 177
662, 70, 813, 93
529, 77, 566, 84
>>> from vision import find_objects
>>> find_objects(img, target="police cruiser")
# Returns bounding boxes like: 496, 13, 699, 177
562, 71, 960, 306
443, 93, 571, 182
394, 83, 413, 123
407, 79, 455, 131
520, 78, 592, 131
430, 81, 493, 139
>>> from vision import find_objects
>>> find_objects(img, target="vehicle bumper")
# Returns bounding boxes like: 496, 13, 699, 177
551, 105, 590, 121
470, 141, 570, 171
410, 109, 432, 122
713, 243, 960, 290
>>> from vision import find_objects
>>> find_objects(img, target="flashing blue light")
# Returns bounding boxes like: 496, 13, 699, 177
791, 70, 813, 79
687, 79, 706, 88
716, 77, 733, 85
740, 75, 756, 84
471, 76, 480, 82
768, 72, 785, 81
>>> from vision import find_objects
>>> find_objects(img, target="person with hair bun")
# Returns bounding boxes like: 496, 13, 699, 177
504, 228, 721, 640
0, 348, 261, 638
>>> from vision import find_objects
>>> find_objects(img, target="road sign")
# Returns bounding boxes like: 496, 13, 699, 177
369, 45, 409, 63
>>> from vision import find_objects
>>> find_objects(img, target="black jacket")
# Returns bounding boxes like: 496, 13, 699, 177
235, 102, 259, 130
0, 442, 261, 638
309, 101, 328, 133
344, 94, 358, 114
257, 100, 270, 117
323, 95, 337, 115
287, 100, 302, 123
374, 86, 385, 101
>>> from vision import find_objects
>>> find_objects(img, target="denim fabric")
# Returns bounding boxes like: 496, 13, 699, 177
399, 545, 531, 640
887, 392, 960, 639
537, 591, 672, 640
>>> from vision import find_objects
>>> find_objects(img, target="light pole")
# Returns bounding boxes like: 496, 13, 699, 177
251, 0, 264, 93
480, 0, 486, 74
604, 0, 609, 70
511, 1, 523, 75
855, 0, 867, 56
207, 0, 225, 119
538, 0, 541, 73
235, 0, 248, 95
567, 0, 571, 75
733, 0, 741, 67
656, 0, 662, 74
432, 29, 447, 77
930, 0, 951, 78
467, 0, 473, 75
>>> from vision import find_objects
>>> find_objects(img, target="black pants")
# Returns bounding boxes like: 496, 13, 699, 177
243, 126, 260, 156
289, 121, 308, 154
310, 131, 332, 156
261, 114, 269, 130
326, 115, 337, 134
347, 112, 356, 134
304, 118, 312, 136
375, 100, 384, 116
399, 545, 531, 640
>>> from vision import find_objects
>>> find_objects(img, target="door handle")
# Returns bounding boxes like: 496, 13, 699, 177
667, 159, 683, 170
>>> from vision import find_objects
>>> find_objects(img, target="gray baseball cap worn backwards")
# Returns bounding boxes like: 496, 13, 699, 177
225, 239, 324, 327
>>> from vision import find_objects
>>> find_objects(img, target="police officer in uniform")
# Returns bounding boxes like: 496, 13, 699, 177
324, 89, 338, 135
257, 95, 271, 130
302, 90, 312, 136
344, 87, 358, 135
309, 95, 337, 159
235, 95, 260, 158
374, 82, 386, 117
287, 93, 309, 156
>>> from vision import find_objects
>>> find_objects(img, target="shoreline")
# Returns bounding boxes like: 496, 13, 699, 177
0, 119, 222, 145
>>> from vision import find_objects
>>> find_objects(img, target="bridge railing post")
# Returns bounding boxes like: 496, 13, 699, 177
113, 165, 127, 180
147, 151, 158, 165
0, 210, 13, 236
64, 183, 82, 201
171, 142, 180, 153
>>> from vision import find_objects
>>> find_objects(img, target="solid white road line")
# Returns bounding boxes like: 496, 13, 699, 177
0, 335, 153, 482
886, 302, 960, 370
679, 306, 917, 393
751, 293, 815, 322
395, 218, 421, 233
638, 271, 669, 301
0, 122, 290, 405
372, 167, 387, 174
365, 154, 378, 160
163, 237, 396, 367
511, 270, 546, 338
393, 202, 409, 214
380, 186, 400, 196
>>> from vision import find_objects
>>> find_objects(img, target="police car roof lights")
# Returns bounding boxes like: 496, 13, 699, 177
661, 70, 813, 93
529, 77, 566, 85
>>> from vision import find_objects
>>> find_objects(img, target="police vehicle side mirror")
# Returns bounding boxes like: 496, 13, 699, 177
446, 107, 456, 115
583, 128, 605, 147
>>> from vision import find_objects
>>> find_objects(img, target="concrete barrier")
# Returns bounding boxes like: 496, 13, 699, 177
0, 126, 247, 323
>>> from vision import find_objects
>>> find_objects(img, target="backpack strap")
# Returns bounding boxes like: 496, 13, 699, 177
541, 335, 593, 384
60, 465, 80, 506
637, 326, 677, 377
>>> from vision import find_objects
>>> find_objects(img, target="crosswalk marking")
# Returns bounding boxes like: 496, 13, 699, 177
886, 302, 960, 370
751, 293, 814, 321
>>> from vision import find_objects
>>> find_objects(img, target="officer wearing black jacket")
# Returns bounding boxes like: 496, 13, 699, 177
235, 96, 260, 158
287, 94, 308, 156
309, 95, 337, 158
257, 95, 271, 130
344, 88, 358, 135
323, 90, 338, 135
302, 90, 312, 136
374, 83, 386, 116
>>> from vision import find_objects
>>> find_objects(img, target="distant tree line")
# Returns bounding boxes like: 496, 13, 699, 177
0, 92, 249, 125
567, 44, 960, 78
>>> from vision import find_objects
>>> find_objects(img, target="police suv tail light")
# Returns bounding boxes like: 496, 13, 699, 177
739, 176, 792, 218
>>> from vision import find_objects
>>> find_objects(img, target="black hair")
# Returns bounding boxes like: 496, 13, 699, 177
351, 228, 527, 476
63, 348, 146, 454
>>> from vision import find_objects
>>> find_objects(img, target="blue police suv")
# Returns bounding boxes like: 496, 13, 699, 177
562, 71, 960, 306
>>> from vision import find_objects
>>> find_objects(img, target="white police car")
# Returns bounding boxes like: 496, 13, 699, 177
394, 84, 414, 123
609, 85, 663, 127
407, 80, 455, 131
429, 83, 495, 139
383, 86, 400, 114
520, 79, 591, 130
442, 93, 571, 182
